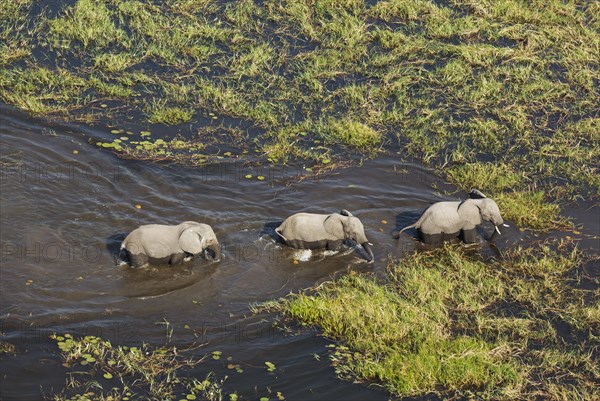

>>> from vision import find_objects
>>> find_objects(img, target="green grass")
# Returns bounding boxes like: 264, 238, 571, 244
93, 52, 136, 73
281, 274, 519, 397
494, 191, 569, 230
146, 101, 194, 125
445, 163, 571, 230
259, 243, 598, 400
48, 0, 127, 49
320, 118, 382, 150
0, 0, 34, 65
1, 0, 596, 216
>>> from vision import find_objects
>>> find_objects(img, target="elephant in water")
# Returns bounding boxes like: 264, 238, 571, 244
119, 221, 221, 268
275, 210, 374, 262
394, 190, 508, 244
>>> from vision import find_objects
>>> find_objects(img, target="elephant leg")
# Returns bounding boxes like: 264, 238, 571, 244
128, 252, 149, 268
289, 239, 329, 249
326, 240, 343, 251
460, 228, 477, 243
169, 253, 186, 265
442, 231, 460, 242
288, 240, 304, 249
419, 230, 443, 244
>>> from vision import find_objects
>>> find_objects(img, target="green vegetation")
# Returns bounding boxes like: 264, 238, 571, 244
0, 340, 17, 354
49, 333, 226, 401
259, 243, 599, 400
320, 118, 382, 150
0, 0, 597, 229
96, 124, 248, 165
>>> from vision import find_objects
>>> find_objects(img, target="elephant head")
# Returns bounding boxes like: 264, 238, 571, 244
179, 223, 222, 261
276, 210, 374, 262
325, 210, 374, 261
463, 190, 505, 233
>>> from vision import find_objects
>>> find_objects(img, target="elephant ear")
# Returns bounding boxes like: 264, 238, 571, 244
324, 214, 345, 239
339, 209, 353, 217
458, 199, 482, 228
469, 189, 487, 199
179, 228, 203, 254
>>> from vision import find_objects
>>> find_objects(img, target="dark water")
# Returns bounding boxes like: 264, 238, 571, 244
2, 104, 593, 401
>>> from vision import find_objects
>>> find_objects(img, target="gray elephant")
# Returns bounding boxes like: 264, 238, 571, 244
394, 190, 508, 244
119, 221, 221, 268
275, 210, 374, 262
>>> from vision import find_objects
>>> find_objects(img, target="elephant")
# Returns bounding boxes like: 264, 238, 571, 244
394, 190, 509, 244
119, 221, 221, 268
275, 209, 374, 262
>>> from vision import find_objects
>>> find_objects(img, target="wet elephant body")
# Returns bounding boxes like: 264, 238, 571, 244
120, 221, 221, 268
276, 210, 374, 262
396, 190, 507, 244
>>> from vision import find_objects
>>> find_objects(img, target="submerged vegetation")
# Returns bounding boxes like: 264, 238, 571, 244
48, 333, 238, 401
259, 243, 599, 400
49, 333, 203, 400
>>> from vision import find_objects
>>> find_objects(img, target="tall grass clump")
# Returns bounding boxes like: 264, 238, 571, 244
321, 118, 381, 150
48, 0, 127, 49
263, 243, 598, 399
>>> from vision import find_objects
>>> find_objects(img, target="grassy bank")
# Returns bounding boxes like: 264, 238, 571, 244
1, 0, 598, 229
258, 243, 599, 400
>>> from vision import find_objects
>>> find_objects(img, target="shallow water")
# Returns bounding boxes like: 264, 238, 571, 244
0, 104, 577, 401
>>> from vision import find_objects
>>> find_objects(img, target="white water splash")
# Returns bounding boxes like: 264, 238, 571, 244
293, 249, 313, 261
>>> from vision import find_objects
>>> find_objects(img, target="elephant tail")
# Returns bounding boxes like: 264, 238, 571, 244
393, 223, 417, 239
274, 227, 288, 241
399, 223, 417, 233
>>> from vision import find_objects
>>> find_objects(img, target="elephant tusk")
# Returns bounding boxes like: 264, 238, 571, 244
495, 226, 501, 235
503, 223, 509, 227
368, 242, 373, 246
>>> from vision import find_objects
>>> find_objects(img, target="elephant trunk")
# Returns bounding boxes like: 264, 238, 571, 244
489, 226, 502, 241
205, 242, 222, 261
361, 242, 374, 262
